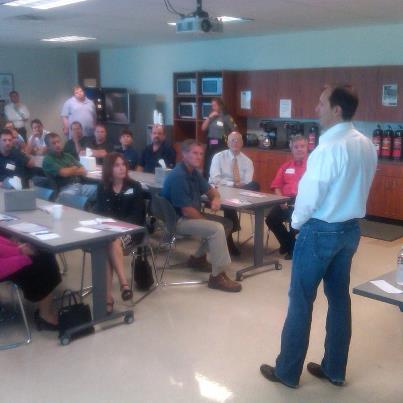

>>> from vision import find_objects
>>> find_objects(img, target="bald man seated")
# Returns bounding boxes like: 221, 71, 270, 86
209, 131, 260, 256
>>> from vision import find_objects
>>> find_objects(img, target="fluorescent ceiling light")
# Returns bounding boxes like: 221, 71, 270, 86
41, 35, 95, 42
218, 16, 253, 22
4, 0, 87, 10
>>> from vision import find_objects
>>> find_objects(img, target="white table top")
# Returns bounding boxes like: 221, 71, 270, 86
0, 190, 144, 253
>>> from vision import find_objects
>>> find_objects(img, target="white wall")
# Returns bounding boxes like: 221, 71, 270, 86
0, 47, 76, 133
100, 23, 403, 124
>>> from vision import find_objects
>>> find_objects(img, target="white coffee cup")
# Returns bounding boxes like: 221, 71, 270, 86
51, 204, 63, 220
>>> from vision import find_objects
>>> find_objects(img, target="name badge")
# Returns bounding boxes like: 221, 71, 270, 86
6, 163, 16, 171
216, 121, 224, 127
285, 168, 295, 174
124, 188, 134, 195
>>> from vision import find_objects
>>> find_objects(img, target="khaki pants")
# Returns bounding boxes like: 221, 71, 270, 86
176, 213, 232, 276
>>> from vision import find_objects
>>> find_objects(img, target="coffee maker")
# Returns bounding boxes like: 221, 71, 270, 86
259, 120, 278, 149
284, 121, 304, 143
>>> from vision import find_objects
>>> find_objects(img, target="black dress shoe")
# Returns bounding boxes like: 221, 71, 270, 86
260, 364, 297, 389
229, 244, 241, 256
34, 310, 59, 332
306, 362, 344, 386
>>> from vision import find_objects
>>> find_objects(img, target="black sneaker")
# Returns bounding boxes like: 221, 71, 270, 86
260, 364, 297, 389
306, 362, 344, 386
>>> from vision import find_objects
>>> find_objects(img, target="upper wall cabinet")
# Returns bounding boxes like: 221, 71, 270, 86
236, 66, 403, 121
374, 66, 403, 121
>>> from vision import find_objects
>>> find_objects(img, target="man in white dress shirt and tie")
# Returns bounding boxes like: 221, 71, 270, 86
260, 85, 377, 388
209, 131, 259, 256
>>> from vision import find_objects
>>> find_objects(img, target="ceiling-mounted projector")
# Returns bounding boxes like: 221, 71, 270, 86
170, 0, 223, 34
176, 15, 223, 33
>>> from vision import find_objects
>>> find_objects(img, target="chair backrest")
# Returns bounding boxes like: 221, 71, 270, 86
34, 186, 54, 201
57, 193, 88, 211
151, 192, 177, 237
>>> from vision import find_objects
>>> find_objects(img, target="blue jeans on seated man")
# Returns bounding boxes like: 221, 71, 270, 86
274, 218, 361, 387
57, 182, 97, 203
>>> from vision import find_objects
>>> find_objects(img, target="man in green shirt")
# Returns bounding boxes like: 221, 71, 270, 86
43, 132, 97, 202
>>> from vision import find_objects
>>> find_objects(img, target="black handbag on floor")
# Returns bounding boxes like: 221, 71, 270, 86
133, 247, 155, 291
58, 290, 94, 340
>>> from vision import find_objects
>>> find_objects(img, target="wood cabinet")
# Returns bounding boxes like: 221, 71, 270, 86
236, 66, 402, 121
367, 162, 403, 220
173, 71, 246, 144
245, 150, 403, 220
374, 66, 403, 121
242, 148, 291, 193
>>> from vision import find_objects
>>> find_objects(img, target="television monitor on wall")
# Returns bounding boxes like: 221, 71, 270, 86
103, 88, 131, 124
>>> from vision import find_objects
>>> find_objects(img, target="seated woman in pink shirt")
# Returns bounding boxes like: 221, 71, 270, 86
0, 235, 61, 331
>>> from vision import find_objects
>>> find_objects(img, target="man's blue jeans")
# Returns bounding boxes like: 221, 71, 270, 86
274, 218, 361, 387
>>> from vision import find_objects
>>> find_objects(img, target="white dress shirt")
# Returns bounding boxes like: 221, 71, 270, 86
5, 103, 30, 129
28, 130, 50, 148
292, 122, 377, 230
209, 149, 254, 186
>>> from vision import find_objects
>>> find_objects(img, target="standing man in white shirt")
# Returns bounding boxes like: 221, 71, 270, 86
209, 131, 259, 256
4, 91, 30, 139
61, 85, 96, 138
260, 85, 377, 388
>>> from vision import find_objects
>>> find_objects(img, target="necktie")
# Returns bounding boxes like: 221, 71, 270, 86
232, 157, 241, 186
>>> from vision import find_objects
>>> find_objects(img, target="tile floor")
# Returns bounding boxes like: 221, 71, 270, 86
1, 219, 402, 403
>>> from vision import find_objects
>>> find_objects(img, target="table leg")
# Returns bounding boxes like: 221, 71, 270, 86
253, 207, 265, 266
90, 242, 108, 320
235, 207, 282, 281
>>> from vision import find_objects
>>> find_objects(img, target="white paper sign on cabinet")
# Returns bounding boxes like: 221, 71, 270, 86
382, 84, 398, 107
279, 99, 292, 118
240, 90, 251, 110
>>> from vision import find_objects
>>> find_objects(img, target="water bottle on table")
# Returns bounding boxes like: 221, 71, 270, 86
397, 246, 403, 285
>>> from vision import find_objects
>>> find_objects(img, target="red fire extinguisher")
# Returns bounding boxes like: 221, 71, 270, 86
381, 125, 394, 159
392, 126, 402, 160
372, 125, 383, 158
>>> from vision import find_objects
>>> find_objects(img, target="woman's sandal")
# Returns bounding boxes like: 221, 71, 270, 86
120, 284, 133, 301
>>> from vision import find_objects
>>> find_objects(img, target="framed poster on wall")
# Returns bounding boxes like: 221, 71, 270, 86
0, 73, 14, 101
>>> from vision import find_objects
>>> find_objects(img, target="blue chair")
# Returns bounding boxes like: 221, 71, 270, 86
150, 191, 207, 287
0, 282, 31, 350
34, 186, 54, 201
57, 193, 89, 211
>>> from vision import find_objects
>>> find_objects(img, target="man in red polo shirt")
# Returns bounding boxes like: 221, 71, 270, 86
265, 134, 308, 259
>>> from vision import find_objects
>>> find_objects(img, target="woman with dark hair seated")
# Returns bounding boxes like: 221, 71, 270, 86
0, 235, 61, 331
95, 152, 146, 313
